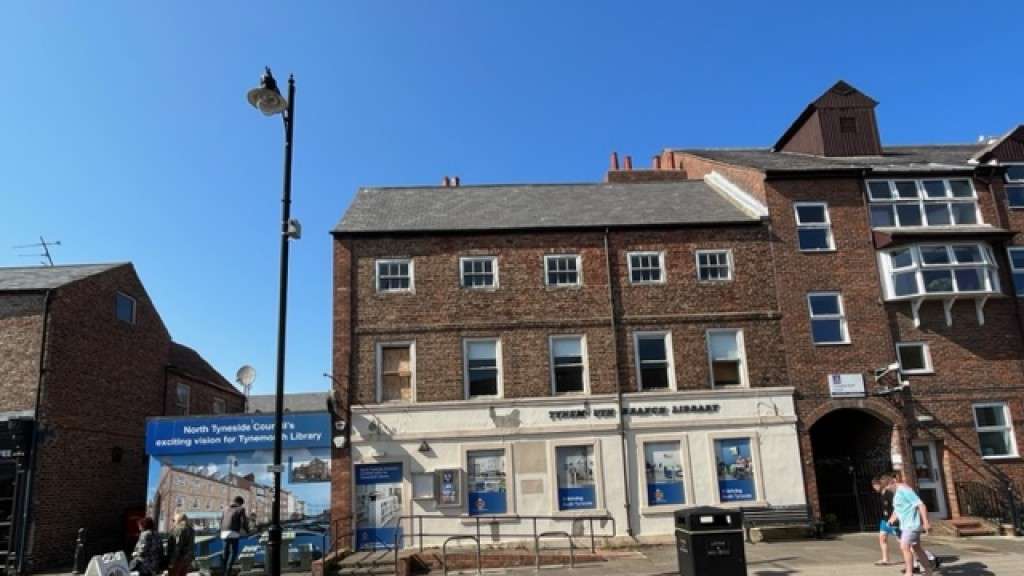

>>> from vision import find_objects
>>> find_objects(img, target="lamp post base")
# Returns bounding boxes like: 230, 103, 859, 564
266, 525, 282, 576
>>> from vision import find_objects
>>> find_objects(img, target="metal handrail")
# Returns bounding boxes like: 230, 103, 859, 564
393, 513, 615, 551
534, 531, 574, 570
441, 535, 482, 576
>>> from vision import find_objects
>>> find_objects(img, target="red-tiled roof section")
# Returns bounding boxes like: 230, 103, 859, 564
168, 342, 241, 397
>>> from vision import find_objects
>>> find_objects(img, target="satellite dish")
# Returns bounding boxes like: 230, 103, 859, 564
236, 365, 256, 390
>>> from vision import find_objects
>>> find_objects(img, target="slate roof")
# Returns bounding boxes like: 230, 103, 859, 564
676, 145, 986, 174
168, 342, 241, 397
247, 392, 329, 414
334, 181, 759, 234
0, 263, 126, 292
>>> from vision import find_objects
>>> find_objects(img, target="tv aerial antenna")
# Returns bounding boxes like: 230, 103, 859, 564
13, 236, 62, 266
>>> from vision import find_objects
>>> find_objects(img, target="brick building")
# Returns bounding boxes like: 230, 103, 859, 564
327, 81, 1024, 549
0, 263, 243, 573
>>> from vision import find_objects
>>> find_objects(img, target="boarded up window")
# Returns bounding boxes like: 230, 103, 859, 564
381, 346, 412, 402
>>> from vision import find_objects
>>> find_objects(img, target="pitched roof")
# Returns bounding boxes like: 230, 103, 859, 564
970, 125, 1024, 164
247, 392, 329, 414
168, 342, 241, 397
0, 263, 126, 292
774, 80, 880, 152
334, 181, 760, 234
677, 144, 984, 174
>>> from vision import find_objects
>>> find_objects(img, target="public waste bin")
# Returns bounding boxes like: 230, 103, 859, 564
675, 507, 746, 576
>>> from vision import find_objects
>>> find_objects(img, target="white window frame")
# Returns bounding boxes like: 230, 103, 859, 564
115, 291, 137, 324
376, 341, 417, 403
375, 258, 414, 293
1007, 165, 1024, 210
176, 383, 191, 415
878, 243, 1000, 301
463, 337, 503, 399
895, 342, 933, 375
548, 438, 606, 516
793, 202, 836, 252
544, 254, 582, 287
705, 328, 749, 388
460, 256, 499, 289
627, 251, 666, 285
549, 335, 590, 395
695, 249, 734, 282
632, 331, 676, 392
972, 402, 1019, 459
807, 292, 850, 345
1008, 247, 1024, 297
635, 434, 694, 514
866, 178, 983, 228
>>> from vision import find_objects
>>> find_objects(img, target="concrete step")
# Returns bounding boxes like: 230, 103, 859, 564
940, 516, 999, 537
337, 567, 394, 576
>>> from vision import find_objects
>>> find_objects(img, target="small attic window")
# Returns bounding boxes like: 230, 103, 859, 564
840, 116, 858, 134
115, 292, 136, 324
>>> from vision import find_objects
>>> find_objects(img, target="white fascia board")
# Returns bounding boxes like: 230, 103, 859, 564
704, 171, 770, 219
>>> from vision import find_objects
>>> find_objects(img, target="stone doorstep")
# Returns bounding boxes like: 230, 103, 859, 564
749, 525, 814, 543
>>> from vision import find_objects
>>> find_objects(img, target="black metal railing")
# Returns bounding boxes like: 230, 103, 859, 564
955, 480, 1023, 534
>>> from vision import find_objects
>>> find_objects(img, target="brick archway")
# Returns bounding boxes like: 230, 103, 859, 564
805, 397, 905, 432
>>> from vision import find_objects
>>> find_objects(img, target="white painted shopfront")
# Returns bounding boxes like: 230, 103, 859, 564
349, 387, 804, 549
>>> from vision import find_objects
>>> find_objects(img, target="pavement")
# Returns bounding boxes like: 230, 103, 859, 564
499, 532, 1024, 575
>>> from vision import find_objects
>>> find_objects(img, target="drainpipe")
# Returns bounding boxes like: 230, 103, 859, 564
20, 289, 52, 574
603, 228, 634, 538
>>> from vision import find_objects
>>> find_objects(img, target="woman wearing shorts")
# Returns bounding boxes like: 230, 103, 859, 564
873, 475, 898, 566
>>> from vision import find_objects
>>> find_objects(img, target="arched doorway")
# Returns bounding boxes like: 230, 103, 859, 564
810, 409, 894, 531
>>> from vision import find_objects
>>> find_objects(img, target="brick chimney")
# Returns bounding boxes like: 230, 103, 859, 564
606, 150, 689, 183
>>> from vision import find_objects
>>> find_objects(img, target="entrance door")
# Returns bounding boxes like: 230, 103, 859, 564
911, 442, 948, 519
354, 463, 403, 550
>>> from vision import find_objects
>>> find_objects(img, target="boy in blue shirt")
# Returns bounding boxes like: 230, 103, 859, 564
887, 477, 934, 576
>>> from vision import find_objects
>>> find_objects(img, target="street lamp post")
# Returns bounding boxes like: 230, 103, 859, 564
246, 67, 299, 576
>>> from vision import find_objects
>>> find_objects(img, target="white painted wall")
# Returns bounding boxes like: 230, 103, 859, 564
349, 387, 804, 548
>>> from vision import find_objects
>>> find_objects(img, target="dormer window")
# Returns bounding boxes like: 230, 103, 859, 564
867, 179, 981, 229
878, 242, 1000, 326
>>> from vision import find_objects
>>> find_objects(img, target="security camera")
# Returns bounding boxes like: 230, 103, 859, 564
873, 362, 902, 381
332, 436, 347, 449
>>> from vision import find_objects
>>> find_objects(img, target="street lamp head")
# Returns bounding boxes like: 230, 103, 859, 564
247, 67, 288, 116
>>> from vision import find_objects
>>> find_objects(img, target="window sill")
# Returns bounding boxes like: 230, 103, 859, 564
639, 505, 689, 516
460, 515, 521, 525
629, 281, 667, 286
813, 341, 852, 347
797, 248, 837, 254
981, 454, 1021, 462
902, 370, 934, 376
552, 508, 608, 518
697, 279, 734, 284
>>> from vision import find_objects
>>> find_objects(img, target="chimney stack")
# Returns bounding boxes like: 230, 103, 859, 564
651, 155, 661, 170
452, 176, 460, 187
623, 155, 633, 171
441, 176, 451, 187
610, 152, 620, 171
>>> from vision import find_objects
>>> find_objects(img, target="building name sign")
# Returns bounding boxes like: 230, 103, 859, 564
828, 373, 866, 398
548, 404, 721, 421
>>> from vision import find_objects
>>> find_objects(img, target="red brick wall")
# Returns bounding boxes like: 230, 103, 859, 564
29, 265, 172, 569
0, 293, 45, 413
164, 371, 245, 416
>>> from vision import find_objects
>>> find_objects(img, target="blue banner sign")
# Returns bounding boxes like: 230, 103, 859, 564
355, 463, 403, 550
647, 482, 685, 506
558, 486, 596, 510
468, 491, 507, 515
146, 412, 331, 455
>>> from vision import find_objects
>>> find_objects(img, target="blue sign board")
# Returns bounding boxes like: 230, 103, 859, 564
558, 486, 596, 510
146, 412, 331, 455
355, 463, 403, 551
468, 490, 506, 515
647, 481, 685, 506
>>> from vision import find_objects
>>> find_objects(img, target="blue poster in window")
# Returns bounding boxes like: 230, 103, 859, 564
556, 445, 597, 510
355, 463, 403, 550
715, 438, 756, 502
468, 451, 507, 515
644, 441, 685, 506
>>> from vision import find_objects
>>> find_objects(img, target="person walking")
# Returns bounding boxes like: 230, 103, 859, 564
168, 513, 195, 576
220, 496, 251, 576
130, 517, 162, 576
872, 475, 898, 566
886, 475, 935, 576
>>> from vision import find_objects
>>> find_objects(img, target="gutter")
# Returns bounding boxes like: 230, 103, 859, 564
603, 228, 634, 538
20, 289, 52, 573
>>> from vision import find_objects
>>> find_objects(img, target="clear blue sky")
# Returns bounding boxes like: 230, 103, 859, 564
3, 2, 1022, 396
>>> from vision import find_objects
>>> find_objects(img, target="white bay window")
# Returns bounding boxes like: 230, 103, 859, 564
878, 242, 1000, 326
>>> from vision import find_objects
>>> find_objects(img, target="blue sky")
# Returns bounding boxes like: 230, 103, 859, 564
3, 1, 1022, 396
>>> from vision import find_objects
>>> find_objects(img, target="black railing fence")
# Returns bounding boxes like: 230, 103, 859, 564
955, 480, 1023, 535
